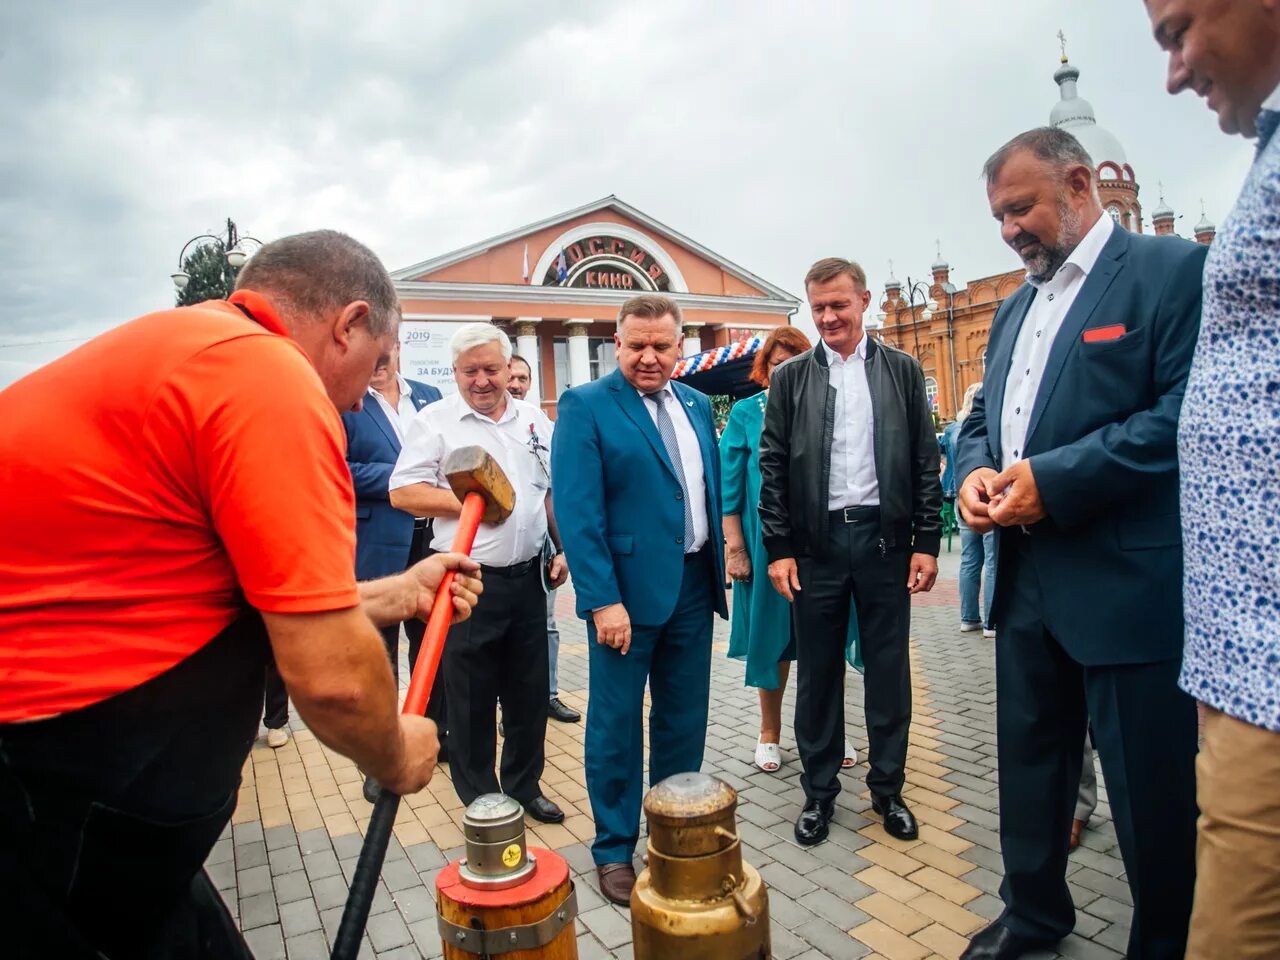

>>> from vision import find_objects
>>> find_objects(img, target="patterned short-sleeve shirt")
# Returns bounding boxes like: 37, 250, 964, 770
1178, 116, 1280, 732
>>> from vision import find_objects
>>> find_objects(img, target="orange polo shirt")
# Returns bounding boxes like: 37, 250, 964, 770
0, 290, 360, 722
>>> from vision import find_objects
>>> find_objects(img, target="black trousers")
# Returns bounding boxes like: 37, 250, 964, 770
0, 614, 264, 959
794, 507, 912, 804
443, 560, 548, 806
994, 535, 1197, 959
263, 654, 289, 729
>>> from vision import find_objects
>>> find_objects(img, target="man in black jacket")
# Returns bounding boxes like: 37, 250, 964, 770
759, 257, 942, 846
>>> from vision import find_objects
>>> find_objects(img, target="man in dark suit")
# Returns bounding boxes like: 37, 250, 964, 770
955, 127, 1205, 960
342, 340, 443, 800
551, 294, 727, 907
759, 258, 941, 849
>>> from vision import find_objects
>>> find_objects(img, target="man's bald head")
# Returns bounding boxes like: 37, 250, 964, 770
234, 229, 399, 336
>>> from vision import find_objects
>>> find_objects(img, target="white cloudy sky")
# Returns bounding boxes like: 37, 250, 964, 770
0, 0, 1253, 385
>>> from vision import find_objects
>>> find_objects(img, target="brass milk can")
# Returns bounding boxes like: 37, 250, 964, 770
631, 773, 770, 959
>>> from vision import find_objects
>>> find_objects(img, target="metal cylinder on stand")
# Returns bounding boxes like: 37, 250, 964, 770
631, 773, 771, 959
435, 793, 579, 959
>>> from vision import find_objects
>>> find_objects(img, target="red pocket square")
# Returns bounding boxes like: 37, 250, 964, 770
1082, 324, 1126, 344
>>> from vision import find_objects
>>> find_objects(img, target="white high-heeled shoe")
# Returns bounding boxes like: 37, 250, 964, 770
754, 739, 782, 772
842, 738, 858, 769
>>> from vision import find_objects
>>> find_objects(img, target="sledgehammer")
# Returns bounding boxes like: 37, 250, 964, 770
332, 445, 515, 960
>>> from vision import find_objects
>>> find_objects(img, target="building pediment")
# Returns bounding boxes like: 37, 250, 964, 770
391, 195, 798, 306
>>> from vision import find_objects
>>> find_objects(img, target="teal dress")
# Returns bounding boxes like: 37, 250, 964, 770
719, 393, 862, 689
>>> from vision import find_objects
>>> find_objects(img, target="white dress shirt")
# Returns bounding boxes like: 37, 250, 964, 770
1000, 213, 1114, 471
824, 335, 880, 509
389, 393, 552, 565
636, 382, 709, 552
369, 374, 419, 442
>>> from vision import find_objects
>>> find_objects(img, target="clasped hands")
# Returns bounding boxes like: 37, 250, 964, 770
958, 460, 1045, 532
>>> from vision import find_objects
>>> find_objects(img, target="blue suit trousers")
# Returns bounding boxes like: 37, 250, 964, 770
584, 552, 714, 866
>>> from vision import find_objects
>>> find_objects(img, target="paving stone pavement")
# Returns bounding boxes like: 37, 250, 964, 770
213, 549, 1131, 959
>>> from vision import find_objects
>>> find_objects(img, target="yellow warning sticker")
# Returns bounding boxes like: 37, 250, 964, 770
502, 844, 522, 868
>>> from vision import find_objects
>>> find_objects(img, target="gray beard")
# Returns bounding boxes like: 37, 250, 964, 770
1022, 199, 1084, 283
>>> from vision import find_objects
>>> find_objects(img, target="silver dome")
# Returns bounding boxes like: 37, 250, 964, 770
1050, 59, 1127, 168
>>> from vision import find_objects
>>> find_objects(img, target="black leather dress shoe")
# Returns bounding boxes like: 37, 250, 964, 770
960, 921, 1055, 960
548, 697, 581, 723
794, 798, 835, 846
871, 794, 918, 840
523, 795, 565, 824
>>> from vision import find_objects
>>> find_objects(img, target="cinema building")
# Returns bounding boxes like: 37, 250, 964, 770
391, 196, 799, 414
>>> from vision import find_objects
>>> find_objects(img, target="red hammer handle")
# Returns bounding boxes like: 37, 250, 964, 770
402, 490, 486, 717
332, 489, 489, 960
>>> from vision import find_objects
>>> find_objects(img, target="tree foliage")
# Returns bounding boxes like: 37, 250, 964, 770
711, 394, 733, 434
175, 241, 236, 306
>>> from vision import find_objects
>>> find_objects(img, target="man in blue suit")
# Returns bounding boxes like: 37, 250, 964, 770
552, 294, 727, 907
342, 341, 442, 799
955, 128, 1205, 960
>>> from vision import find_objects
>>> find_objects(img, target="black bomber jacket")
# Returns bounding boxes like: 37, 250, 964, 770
758, 337, 942, 562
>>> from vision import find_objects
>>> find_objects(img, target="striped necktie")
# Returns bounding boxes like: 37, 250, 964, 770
645, 391, 695, 550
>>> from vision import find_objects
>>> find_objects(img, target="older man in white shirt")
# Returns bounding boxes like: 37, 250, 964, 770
390, 323, 568, 823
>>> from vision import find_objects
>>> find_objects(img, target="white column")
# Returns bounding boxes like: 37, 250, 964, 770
682, 323, 705, 357
566, 321, 592, 387
514, 318, 542, 401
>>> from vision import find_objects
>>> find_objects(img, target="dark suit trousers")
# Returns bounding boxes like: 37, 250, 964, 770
442, 563, 548, 807
994, 535, 1197, 959
794, 509, 911, 804
262, 656, 288, 730
584, 551, 714, 866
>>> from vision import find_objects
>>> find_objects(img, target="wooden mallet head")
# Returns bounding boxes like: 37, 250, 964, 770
443, 446, 516, 525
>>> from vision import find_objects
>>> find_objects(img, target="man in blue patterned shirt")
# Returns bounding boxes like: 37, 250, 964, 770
1146, 2, 1280, 957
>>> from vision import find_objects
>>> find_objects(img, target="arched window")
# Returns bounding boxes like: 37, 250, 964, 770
1108, 205, 1123, 224
924, 376, 939, 411
980, 348, 988, 373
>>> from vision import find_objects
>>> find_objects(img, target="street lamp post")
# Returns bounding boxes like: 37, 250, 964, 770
171, 217, 263, 296
876, 277, 936, 366
940, 281, 960, 415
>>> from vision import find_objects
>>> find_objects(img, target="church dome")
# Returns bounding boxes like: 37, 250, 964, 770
1050, 58, 1127, 168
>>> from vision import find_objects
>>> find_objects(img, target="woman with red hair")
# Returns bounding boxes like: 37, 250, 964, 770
720, 327, 861, 772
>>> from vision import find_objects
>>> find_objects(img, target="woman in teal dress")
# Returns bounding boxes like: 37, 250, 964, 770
721, 328, 862, 772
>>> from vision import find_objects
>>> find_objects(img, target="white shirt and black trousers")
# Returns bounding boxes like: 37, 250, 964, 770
390, 395, 554, 807
759, 336, 941, 807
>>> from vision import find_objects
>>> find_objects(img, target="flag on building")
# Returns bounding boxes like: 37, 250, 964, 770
556, 250, 568, 283
521, 244, 530, 284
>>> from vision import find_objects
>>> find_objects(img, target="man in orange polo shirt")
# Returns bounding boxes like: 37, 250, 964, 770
0, 230, 483, 959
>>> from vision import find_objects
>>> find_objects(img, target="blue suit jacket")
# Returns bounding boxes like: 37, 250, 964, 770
552, 368, 728, 626
956, 225, 1206, 665
342, 379, 442, 581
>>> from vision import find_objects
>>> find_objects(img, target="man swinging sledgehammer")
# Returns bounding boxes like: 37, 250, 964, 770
0, 230, 483, 959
